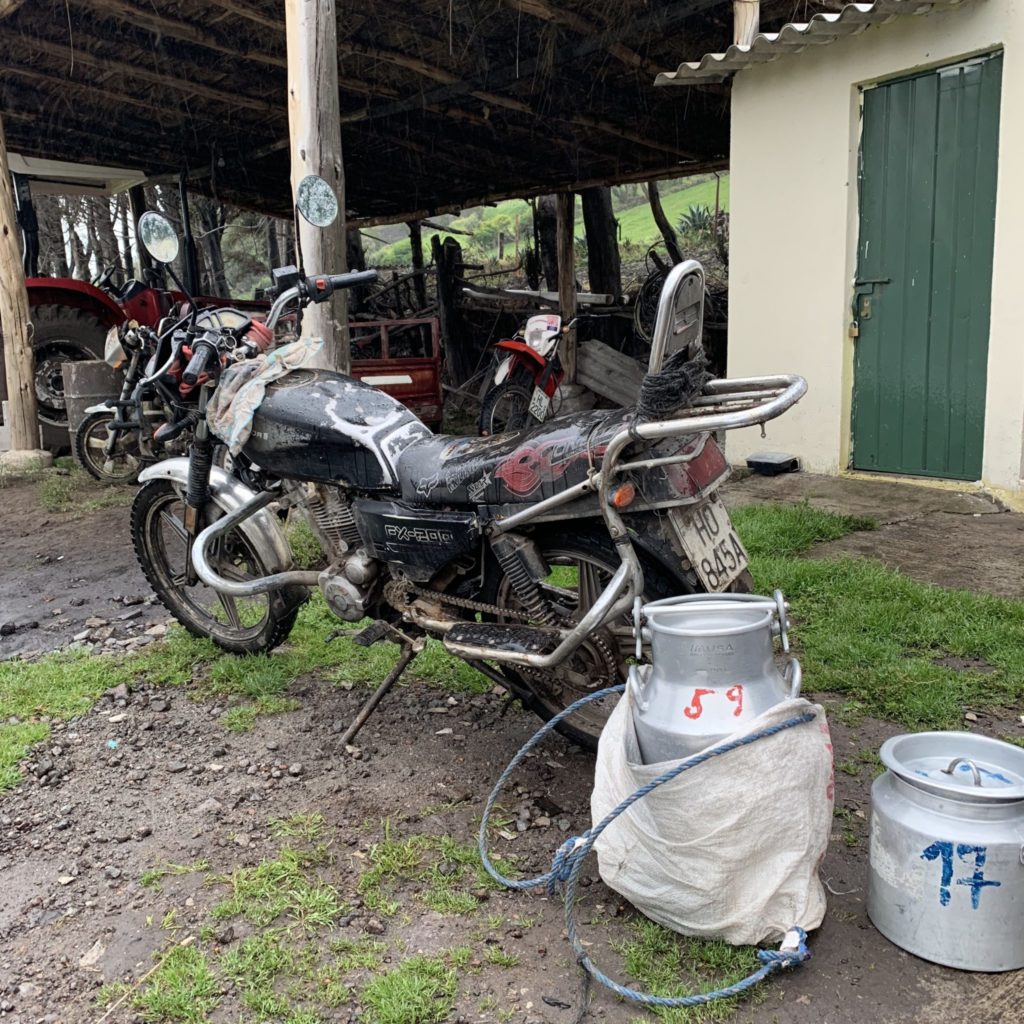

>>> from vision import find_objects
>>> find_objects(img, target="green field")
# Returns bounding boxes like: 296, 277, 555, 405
363, 174, 730, 266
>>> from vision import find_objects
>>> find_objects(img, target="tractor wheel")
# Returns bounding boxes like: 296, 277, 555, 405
28, 304, 109, 452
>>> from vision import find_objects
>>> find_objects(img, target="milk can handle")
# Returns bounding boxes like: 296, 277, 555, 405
773, 589, 791, 654
941, 757, 983, 787
784, 657, 802, 698
627, 664, 647, 708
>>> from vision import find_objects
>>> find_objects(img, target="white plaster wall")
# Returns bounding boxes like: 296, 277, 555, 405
725, 0, 1024, 491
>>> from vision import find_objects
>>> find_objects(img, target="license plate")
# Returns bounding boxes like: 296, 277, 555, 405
528, 386, 550, 421
671, 496, 749, 592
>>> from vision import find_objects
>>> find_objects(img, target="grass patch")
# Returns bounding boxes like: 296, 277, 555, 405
222, 695, 302, 732
482, 945, 520, 968
733, 502, 1024, 730
133, 944, 219, 1023
37, 469, 134, 514
269, 812, 327, 842
140, 859, 210, 890
731, 500, 875, 559
360, 955, 456, 1024
211, 846, 345, 928
358, 825, 503, 917
331, 937, 388, 973
287, 517, 327, 570
610, 918, 759, 1023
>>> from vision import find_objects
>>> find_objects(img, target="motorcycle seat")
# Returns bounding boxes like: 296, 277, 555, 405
396, 407, 627, 508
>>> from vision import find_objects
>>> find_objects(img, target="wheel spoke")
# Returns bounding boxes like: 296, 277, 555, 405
158, 509, 189, 544
218, 593, 243, 629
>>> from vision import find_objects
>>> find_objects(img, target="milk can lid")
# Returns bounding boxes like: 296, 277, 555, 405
880, 731, 1024, 803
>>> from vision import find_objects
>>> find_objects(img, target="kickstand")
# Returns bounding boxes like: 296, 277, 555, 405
339, 635, 423, 747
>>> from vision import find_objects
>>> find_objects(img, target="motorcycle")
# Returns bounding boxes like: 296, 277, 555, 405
74, 308, 271, 484
478, 313, 566, 435
131, 176, 807, 750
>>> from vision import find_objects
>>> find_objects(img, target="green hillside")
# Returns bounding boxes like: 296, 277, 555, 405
616, 175, 729, 247
362, 173, 729, 266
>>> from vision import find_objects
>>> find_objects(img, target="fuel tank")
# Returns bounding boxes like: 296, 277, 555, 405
242, 368, 431, 489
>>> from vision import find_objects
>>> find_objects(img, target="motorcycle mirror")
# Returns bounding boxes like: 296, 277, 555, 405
138, 212, 180, 265
295, 175, 338, 228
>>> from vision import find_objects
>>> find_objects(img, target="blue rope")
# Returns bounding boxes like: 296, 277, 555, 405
478, 684, 816, 1009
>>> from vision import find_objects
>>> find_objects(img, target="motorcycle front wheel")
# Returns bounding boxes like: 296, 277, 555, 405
479, 379, 534, 435
131, 479, 304, 654
74, 411, 142, 484
480, 525, 695, 750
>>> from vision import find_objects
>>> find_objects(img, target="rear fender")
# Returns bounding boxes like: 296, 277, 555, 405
138, 459, 293, 574
26, 279, 125, 329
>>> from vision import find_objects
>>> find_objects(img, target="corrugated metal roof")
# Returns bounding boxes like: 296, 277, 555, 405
655, 0, 972, 85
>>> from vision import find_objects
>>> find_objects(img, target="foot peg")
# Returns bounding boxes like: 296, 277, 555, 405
443, 622, 561, 658
352, 619, 392, 648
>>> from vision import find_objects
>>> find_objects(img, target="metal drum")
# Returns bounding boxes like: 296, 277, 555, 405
868, 732, 1024, 971
628, 591, 801, 764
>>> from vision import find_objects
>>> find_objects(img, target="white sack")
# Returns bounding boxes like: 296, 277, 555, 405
592, 690, 833, 946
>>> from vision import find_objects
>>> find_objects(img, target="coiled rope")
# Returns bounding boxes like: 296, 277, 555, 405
478, 684, 815, 1010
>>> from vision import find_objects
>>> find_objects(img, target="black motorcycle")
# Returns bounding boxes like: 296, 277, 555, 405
130, 176, 806, 749
74, 307, 256, 484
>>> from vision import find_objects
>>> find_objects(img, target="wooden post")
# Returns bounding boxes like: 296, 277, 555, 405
407, 220, 427, 310
0, 110, 49, 466
647, 179, 683, 265
535, 195, 559, 291
431, 234, 472, 387
580, 186, 621, 301
555, 191, 578, 383
285, 0, 348, 372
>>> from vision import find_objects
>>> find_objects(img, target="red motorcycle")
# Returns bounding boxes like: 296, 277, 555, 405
479, 313, 569, 435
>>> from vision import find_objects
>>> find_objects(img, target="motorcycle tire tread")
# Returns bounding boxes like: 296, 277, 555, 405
130, 479, 305, 656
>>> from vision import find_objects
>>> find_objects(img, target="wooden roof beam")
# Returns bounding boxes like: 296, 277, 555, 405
67, 0, 288, 69
3, 32, 278, 113
204, 0, 281, 32
500, 0, 661, 75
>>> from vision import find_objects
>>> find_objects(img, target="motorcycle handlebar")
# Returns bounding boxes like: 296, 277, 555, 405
305, 270, 379, 303
182, 339, 217, 386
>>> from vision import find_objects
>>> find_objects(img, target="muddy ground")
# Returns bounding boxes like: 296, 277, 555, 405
1, 471, 1023, 1024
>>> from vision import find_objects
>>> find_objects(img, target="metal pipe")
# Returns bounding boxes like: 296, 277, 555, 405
191, 488, 322, 595
647, 260, 705, 374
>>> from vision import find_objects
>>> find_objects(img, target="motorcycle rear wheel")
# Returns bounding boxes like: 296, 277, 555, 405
131, 479, 303, 654
480, 525, 695, 751
74, 410, 142, 484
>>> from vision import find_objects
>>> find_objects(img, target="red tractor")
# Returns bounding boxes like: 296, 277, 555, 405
2, 157, 265, 450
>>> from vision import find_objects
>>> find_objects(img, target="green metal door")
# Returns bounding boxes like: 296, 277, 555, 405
852, 53, 1002, 479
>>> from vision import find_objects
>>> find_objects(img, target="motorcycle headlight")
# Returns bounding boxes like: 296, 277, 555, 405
104, 326, 127, 368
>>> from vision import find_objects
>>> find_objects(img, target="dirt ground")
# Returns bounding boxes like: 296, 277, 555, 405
2, 470, 1024, 1024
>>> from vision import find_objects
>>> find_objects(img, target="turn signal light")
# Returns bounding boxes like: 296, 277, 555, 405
610, 483, 636, 508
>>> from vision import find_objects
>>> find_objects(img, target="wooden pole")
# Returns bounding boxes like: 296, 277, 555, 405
285, 0, 348, 373
647, 179, 683, 265
555, 191, 577, 383
407, 220, 427, 309
580, 186, 621, 301
0, 109, 48, 465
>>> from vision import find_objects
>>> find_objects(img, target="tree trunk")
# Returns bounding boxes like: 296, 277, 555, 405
128, 185, 152, 278
647, 180, 683, 265
285, 0, 348, 372
555, 192, 577, 383
194, 197, 229, 296
0, 111, 41, 451
117, 196, 135, 280
266, 216, 281, 272
535, 194, 559, 291
580, 186, 621, 300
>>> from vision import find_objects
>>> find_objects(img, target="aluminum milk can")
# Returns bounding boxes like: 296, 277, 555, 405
628, 591, 801, 764
868, 732, 1024, 971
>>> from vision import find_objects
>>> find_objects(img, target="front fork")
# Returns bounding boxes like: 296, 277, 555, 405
183, 382, 214, 586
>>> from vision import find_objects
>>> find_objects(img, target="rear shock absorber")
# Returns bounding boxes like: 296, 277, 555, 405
490, 532, 557, 625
